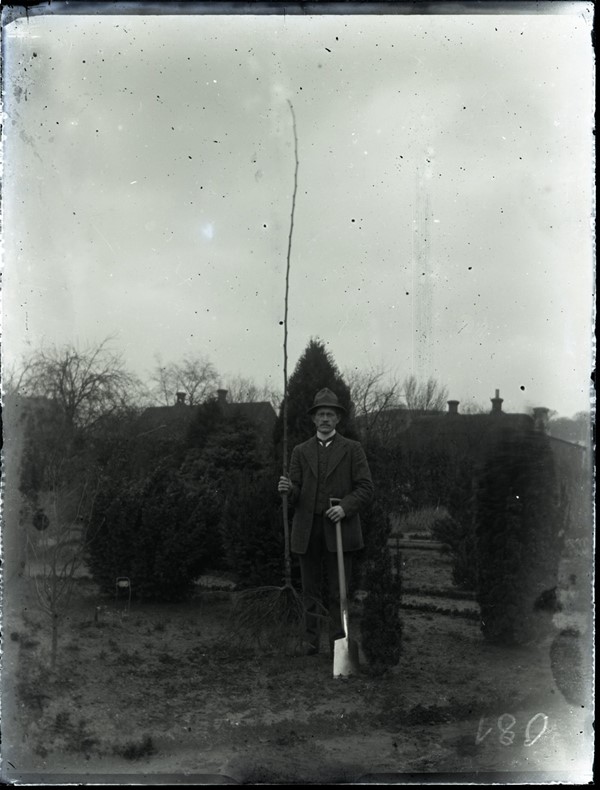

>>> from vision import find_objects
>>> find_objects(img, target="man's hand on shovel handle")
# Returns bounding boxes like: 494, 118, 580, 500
326, 505, 345, 523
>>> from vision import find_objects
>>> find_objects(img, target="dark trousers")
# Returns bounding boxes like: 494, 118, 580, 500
298, 514, 353, 648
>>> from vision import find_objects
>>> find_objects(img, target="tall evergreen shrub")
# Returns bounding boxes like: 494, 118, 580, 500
432, 514, 478, 590
360, 499, 402, 674
431, 449, 479, 590
273, 338, 358, 457
475, 427, 563, 645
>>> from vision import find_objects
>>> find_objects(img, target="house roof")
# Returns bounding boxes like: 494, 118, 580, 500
136, 403, 198, 440
136, 398, 277, 442
395, 411, 535, 460
407, 411, 534, 435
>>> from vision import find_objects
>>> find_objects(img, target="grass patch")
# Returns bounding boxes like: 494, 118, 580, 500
113, 734, 156, 760
17, 657, 53, 713
114, 649, 143, 666
400, 601, 481, 621
403, 586, 476, 600
392, 506, 449, 536
52, 711, 98, 754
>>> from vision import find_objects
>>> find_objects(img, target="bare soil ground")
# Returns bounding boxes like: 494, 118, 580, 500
1, 550, 593, 785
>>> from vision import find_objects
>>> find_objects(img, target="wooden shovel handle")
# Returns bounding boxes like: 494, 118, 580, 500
282, 492, 292, 587
335, 519, 349, 618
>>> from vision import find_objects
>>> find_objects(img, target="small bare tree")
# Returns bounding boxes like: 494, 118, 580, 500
1, 360, 30, 399
16, 337, 140, 432
147, 355, 174, 406
148, 353, 219, 406
11, 339, 137, 669
27, 462, 100, 670
402, 375, 449, 413
224, 374, 282, 412
460, 400, 489, 415
346, 366, 403, 445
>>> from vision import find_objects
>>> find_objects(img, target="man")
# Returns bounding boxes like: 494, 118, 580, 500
278, 387, 374, 656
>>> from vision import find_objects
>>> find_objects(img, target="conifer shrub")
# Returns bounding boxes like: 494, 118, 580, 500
475, 427, 563, 645
219, 465, 299, 589
87, 466, 221, 602
438, 446, 479, 591
365, 443, 411, 518
359, 499, 402, 674
88, 399, 277, 599
86, 477, 140, 595
186, 404, 292, 588
431, 514, 478, 591
273, 338, 359, 455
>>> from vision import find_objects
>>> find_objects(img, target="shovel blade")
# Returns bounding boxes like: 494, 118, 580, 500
333, 636, 360, 678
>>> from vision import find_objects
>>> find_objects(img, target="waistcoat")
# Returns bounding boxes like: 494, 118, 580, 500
314, 438, 333, 513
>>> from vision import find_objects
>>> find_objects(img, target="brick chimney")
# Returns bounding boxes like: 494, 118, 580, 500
532, 407, 550, 433
175, 391, 187, 406
490, 389, 503, 414
447, 400, 460, 415
217, 389, 228, 405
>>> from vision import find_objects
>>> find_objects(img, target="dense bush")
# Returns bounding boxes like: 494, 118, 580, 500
87, 466, 222, 602
87, 399, 279, 599
220, 465, 299, 589
431, 514, 478, 591
360, 499, 402, 674
475, 428, 564, 645
404, 446, 455, 511
364, 443, 412, 518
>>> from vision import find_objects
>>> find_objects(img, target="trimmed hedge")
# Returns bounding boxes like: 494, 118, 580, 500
431, 514, 478, 591
360, 499, 403, 673
87, 466, 222, 602
220, 465, 299, 589
475, 428, 564, 645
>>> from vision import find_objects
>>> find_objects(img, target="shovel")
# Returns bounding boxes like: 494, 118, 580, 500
331, 500, 360, 678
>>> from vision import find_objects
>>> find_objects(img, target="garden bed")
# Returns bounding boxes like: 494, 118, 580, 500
1, 558, 593, 785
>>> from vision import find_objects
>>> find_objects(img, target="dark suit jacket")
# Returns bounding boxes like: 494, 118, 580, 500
287, 433, 374, 554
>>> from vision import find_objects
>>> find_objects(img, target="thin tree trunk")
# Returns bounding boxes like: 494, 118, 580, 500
51, 611, 59, 670
282, 100, 299, 588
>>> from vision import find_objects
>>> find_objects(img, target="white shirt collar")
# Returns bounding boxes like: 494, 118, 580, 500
317, 430, 336, 442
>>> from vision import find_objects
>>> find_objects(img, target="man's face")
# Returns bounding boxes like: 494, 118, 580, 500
312, 408, 340, 434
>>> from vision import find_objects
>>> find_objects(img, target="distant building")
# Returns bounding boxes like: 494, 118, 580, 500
357, 388, 589, 521
215, 388, 278, 439
399, 389, 536, 460
136, 388, 277, 452
136, 391, 201, 443
358, 388, 586, 458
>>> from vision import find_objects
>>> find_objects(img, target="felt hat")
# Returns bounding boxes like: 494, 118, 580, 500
307, 387, 346, 415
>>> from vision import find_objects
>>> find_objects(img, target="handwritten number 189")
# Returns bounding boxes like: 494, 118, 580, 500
476, 713, 548, 747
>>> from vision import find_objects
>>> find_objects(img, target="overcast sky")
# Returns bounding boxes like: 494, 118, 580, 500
1, 4, 594, 417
